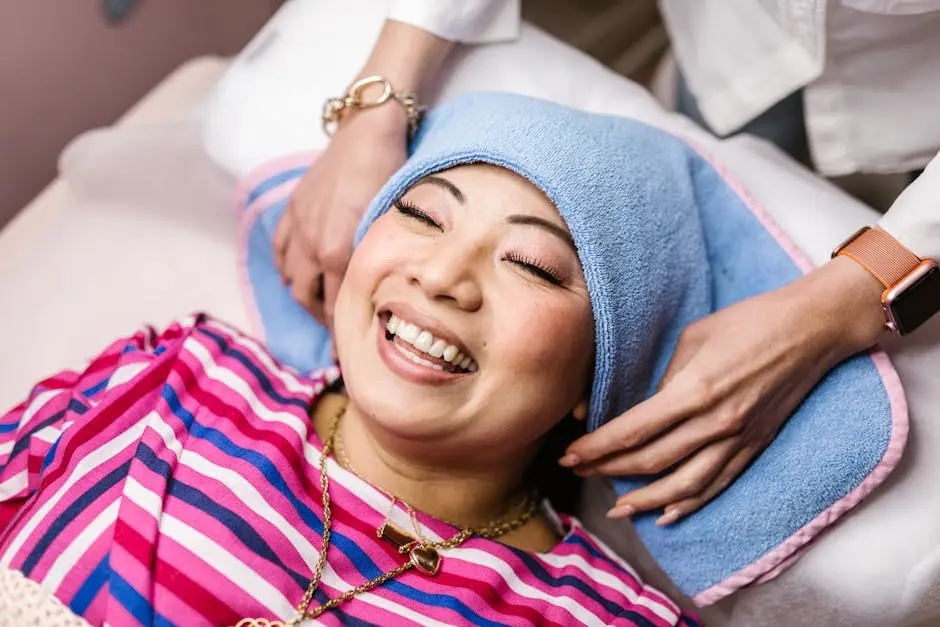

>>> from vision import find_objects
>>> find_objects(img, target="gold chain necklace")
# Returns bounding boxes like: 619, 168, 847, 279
333, 422, 429, 542
236, 405, 538, 626
333, 417, 530, 544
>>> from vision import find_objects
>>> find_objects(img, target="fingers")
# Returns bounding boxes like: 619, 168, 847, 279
574, 411, 740, 477
605, 438, 742, 521
274, 198, 356, 328
322, 271, 344, 337
273, 204, 293, 274
330, 342, 340, 365
561, 380, 700, 467
285, 243, 325, 321
319, 235, 353, 330
656, 331, 698, 393
655, 446, 756, 524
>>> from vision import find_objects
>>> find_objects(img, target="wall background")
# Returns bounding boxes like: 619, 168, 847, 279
0, 0, 280, 228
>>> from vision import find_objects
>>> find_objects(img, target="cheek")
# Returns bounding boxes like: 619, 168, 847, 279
347, 220, 397, 275
492, 301, 594, 395
333, 227, 393, 351
334, 250, 374, 327
338, 220, 405, 301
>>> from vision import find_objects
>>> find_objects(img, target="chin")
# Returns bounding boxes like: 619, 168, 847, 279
348, 381, 466, 440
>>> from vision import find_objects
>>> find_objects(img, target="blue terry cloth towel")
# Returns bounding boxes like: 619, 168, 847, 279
236, 92, 907, 605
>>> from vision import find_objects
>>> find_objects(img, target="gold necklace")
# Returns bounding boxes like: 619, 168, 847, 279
334, 418, 529, 544
236, 404, 538, 626
333, 424, 427, 542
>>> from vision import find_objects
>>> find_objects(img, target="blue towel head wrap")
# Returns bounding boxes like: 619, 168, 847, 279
238, 92, 906, 604
356, 94, 706, 437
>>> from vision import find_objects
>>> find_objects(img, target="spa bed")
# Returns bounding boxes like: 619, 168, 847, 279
1, 2, 939, 624
0, 56, 250, 408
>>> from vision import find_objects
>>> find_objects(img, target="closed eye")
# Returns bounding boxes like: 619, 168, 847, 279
505, 252, 564, 285
394, 200, 441, 230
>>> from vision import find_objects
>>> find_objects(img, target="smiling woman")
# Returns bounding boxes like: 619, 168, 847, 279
0, 115, 697, 624
335, 164, 596, 531
241, 90, 904, 613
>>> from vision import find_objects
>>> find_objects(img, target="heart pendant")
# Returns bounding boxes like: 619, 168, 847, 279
409, 546, 441, 576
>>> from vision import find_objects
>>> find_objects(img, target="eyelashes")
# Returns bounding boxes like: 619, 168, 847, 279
503, 252, 564, 285
394, 199, 441, 229
392, 199, 565, 286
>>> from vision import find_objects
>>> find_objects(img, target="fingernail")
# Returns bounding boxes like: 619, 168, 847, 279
656, 508, 681, 526
606, 504, 635, 519
558, 454, 580, 467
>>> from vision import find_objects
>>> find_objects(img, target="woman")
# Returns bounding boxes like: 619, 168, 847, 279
274, 1, 940, 526
0, 103, 699, 624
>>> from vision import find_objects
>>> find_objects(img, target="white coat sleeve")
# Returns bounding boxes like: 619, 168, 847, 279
387, 0, 521, 43
841, 0, 940, 16
878, 150, 940, 261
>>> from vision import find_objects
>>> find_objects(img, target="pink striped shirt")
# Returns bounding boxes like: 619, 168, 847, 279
0, 315, 698, 626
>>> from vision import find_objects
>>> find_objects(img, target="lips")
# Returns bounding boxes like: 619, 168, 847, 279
384, 313, 477, 374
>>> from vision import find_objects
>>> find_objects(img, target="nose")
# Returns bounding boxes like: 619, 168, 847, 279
407, 239, 484, 311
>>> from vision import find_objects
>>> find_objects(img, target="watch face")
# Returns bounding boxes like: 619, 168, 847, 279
891, 265, 940, 335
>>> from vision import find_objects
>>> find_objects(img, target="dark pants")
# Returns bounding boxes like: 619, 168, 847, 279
675, 71, 813, 168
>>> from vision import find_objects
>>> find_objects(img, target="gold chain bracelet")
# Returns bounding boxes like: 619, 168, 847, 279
321, 75, 424, 138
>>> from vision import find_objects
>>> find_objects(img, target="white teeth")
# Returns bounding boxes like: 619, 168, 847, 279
395, 343, 443, 370
414, 331, 434, 352
385, 313, 477, 372
400, 323, 420, 343
429, 339, 446, 358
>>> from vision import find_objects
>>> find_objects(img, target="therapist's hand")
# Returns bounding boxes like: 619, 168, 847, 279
274, 106, 408, 331
562, 256, 886, 525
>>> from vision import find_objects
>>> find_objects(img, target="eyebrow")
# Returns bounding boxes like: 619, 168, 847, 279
507, 214, 576, 251
415, 175, 465, 204
412, 176, 575, 250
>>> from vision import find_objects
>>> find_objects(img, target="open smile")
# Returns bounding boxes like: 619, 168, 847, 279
376, 308, 478, 384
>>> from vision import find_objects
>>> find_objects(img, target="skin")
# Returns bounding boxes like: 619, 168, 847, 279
277, 17, 896, 528
563, 255, 887, 524
322, 165, 594, 549
274, 19, 454, 339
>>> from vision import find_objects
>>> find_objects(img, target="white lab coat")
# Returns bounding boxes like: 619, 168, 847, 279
387, 0, 940, 265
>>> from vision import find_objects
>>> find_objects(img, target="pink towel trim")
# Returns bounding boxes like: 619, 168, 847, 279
686, 141, 909, 606
235, 152, 319, 341
233, 148, 908, 606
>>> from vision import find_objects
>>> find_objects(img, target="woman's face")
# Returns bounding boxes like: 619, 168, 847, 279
334, 164, 594, 460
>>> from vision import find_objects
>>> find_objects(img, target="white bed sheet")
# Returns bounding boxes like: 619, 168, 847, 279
0, 5, 938, 625
0, 57, 248, 410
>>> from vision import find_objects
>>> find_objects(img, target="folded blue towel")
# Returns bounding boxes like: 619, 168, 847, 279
237, 92, 907, 604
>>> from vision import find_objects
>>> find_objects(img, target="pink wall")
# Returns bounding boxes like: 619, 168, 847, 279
0, 0, 280, 227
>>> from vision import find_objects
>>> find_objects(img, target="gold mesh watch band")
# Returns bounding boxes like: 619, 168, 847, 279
833, 226, 922, 289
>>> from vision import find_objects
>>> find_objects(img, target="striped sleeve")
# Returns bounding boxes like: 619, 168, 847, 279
0, 319, 195, 529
